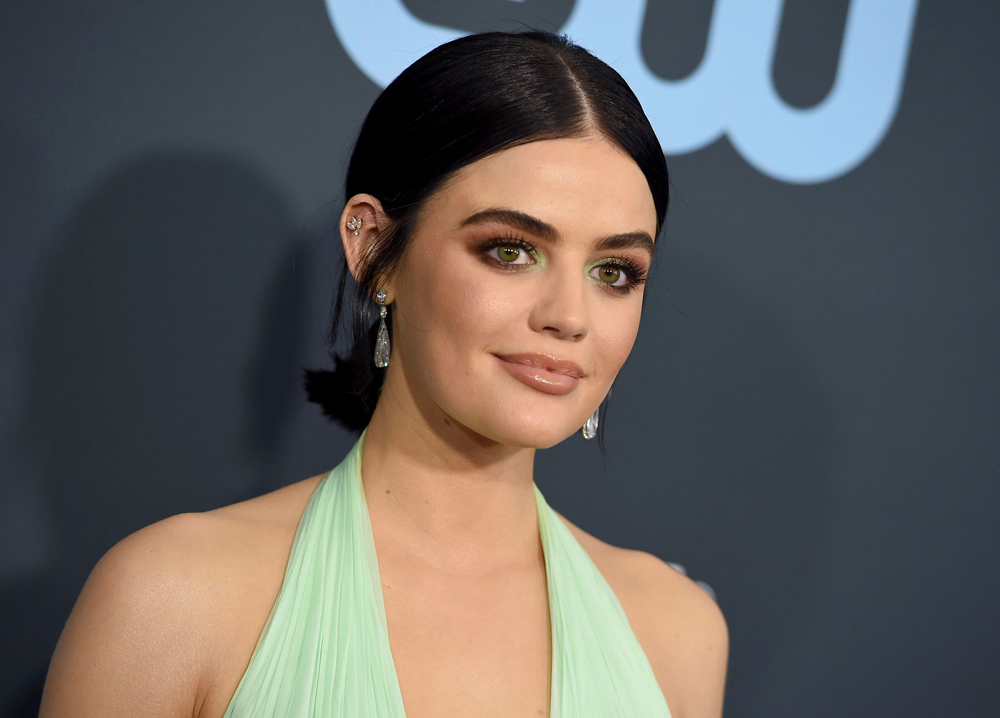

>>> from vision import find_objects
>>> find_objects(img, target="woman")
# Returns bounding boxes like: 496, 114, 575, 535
40, 31, 727, 718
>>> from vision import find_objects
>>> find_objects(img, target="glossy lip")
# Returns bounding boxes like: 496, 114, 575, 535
494, 352, 585, 396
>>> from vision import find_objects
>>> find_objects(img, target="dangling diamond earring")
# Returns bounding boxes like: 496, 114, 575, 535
347, 216, 363, 236
581, 407, 599, 440
373, 289, 390, 368
582, 387, 611, 440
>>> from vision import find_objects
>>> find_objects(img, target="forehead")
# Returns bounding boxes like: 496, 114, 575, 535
426, 137, 658, 238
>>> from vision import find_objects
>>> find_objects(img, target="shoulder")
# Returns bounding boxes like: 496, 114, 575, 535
556, 513, 728, 718
88, 472, 325, 625
40, 473, 326, 718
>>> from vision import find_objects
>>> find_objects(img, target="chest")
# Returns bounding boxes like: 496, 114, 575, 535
379, 555, 553, 718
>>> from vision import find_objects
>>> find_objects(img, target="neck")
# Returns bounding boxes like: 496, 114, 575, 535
359, 364, 541, 570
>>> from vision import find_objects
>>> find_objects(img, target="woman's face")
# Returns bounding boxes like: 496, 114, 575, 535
380, 136, 658, 449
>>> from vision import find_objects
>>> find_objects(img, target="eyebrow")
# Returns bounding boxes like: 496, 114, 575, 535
460, 207, 655, 257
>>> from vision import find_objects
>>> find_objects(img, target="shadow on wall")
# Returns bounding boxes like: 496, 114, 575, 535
1, 152, 310, 716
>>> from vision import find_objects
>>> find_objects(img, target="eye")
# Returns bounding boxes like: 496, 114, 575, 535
590, 263, 628, 287
488, 244, 533, 265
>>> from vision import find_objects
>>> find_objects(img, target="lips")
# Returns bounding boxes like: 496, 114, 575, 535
494, 352, 585, 396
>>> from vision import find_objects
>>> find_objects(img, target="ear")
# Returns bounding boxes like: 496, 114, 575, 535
340, 194, 392, 300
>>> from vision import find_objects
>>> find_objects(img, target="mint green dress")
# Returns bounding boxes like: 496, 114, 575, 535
223, 430, 672, 717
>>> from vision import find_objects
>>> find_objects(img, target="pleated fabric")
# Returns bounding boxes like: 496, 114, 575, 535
223, 430, 671, 717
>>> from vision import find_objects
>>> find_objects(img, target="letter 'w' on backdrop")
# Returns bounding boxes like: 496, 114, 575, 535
325, 0, 920, 185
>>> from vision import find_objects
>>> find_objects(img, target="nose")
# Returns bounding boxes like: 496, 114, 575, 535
527, 264, 589, 342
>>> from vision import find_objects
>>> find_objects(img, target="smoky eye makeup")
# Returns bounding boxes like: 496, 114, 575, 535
474, 233, 649, 295
477, 233, 541, 268
587, 255, 649, 294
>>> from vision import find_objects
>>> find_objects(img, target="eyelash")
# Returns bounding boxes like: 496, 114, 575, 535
478, 233, 648, 295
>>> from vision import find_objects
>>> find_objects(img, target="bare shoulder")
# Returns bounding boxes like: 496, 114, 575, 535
556, 513, 728, 718
41, 473, 327, 718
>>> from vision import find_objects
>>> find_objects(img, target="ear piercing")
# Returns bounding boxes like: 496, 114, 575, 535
347, 217, 363, 236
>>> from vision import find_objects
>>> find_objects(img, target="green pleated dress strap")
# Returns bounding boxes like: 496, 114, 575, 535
223, 430, 671, 717
535, 484, 672, 717
222, 429, 405, 717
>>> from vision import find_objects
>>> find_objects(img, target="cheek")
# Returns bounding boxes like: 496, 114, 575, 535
396, 241, 520, 373
591, 300, 642, 383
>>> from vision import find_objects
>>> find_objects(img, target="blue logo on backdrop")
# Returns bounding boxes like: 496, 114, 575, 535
325, 0, 919, 184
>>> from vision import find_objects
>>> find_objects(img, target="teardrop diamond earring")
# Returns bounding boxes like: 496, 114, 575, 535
582, 388, 612, 440
581, 407, 599, 440
373, 289, 390, 368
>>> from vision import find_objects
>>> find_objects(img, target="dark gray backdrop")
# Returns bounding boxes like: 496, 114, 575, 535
1, 1, 997, 716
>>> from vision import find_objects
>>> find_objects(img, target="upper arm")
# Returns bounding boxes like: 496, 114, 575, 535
625, 554, 729, 718
40, 514, 219, 718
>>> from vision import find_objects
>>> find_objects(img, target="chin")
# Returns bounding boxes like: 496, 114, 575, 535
500, 429, 569, 450
431, 371, 595, 449
476, 409, 584, 449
